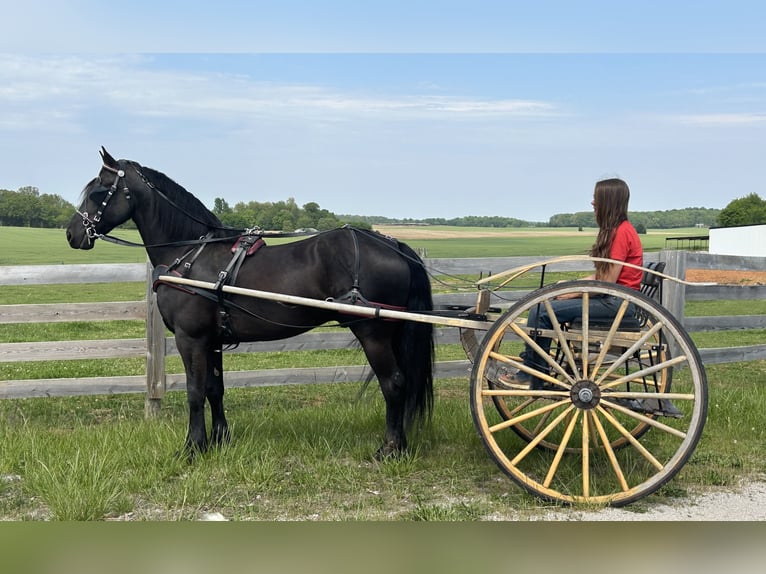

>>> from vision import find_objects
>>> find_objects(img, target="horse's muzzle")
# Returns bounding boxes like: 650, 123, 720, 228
66, 228, 95, 250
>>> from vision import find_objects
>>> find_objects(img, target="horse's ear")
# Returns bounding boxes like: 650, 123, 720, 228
100, 146, 118, 167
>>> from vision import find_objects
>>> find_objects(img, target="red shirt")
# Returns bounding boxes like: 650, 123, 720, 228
610, 220, 643, 290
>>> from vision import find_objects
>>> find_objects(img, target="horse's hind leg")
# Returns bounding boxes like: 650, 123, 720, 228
353, 327, 407, 459
207, 348, 230, 446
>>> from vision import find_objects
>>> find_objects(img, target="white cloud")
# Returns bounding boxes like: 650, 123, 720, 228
675, 113, 766, 126
0, 55, 560, 131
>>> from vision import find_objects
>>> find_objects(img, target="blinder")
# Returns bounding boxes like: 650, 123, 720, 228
77, 162, 131, 241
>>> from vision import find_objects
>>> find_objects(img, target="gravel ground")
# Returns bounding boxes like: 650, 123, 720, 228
532, 478, 766, 521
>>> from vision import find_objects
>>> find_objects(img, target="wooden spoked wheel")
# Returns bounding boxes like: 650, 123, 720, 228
486, 318, 672, 452
469, 281, 707, 506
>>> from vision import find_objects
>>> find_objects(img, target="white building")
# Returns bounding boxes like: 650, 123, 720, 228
708, 224, 766, 257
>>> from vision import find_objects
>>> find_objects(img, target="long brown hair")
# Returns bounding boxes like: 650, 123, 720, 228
590, 178, 630, 275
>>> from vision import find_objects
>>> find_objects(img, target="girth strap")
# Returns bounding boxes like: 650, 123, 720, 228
329, 226, 405, 321
213, 234, 266, 345
214, 235, 266, 293
338, 225, 363, 303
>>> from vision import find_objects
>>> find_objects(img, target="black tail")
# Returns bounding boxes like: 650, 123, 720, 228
395, 242, 434, 428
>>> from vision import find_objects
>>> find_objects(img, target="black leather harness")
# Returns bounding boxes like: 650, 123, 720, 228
153, 232, 266, 344
212, 234, 266, 342
151, 226, 410, 344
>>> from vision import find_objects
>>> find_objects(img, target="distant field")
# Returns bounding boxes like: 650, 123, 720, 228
373, 225, 703, 258
0, 225, 706, 264
373, 225, 586, 239
373, 224, 704, 240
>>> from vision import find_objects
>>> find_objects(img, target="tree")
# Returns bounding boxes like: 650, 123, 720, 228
39, 193, 75, 227
0, 187, 38, 226
0, 187, 75, 227
316, 216, 341, 230
212, 197, 232, 217
717, 193, 766, 227
0, 189, 29, 226
273, 208, 297, 231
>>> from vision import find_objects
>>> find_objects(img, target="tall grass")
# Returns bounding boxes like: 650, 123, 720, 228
1, 367, 764, 521
0, 381, 499, 520
20, 430, 134, 520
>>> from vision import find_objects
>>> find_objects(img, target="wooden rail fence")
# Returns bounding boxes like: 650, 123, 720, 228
2, 251, 765, 415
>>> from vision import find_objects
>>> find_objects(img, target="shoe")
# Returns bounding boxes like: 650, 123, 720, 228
497, 369, 554, 391
658, 399, 684, 418
633, 398, 685, 419
613, 397, 684, 419
497, 369, 533, 389
613, 397, 644, 411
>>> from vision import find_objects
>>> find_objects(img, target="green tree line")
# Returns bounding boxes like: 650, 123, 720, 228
341, 214, 541, 228
548, 207, 722, 229
212, 197, 371, 231
0, 187, 74, 228
2, 185, 765, 231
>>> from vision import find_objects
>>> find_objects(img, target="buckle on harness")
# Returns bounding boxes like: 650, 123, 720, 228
214, 270, 228, 291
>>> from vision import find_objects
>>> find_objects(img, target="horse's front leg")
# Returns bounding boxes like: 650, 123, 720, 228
176, 333, 210, 457
207, 348, 230, 446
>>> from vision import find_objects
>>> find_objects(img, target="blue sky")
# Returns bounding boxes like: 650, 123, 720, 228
1, 1, 765, 221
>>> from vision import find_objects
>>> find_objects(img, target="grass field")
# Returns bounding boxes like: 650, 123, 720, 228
0, 227, 149, 265
0, 225, 704, 264
1, 366, 765, 521
1, 225, 764, 521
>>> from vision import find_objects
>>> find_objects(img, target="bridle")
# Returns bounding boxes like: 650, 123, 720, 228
75, 159, 320, 249
76, 161, 240, 248
76, 163, 131, 243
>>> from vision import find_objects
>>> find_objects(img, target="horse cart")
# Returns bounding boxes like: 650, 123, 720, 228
67, 149, 707, 508
157, 256, 707, 508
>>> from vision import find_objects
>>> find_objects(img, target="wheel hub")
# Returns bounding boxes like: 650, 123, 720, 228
570, 380, 601, 409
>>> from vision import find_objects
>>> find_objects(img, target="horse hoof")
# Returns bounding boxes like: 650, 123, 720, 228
374, 441, 404, 461
177, 441, 207, 462
175, 449, 196, 463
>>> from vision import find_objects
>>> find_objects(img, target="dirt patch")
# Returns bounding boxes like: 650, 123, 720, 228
531, 478, 766, 521
686, 269, 766, 286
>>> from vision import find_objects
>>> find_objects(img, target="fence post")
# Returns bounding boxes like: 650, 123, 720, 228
144, 261, 166, 419
660, 249, 687, 325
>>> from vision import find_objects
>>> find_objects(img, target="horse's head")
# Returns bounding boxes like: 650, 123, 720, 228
66, 147, 136, 249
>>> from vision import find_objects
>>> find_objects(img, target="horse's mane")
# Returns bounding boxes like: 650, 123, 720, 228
129, 161, 229, 238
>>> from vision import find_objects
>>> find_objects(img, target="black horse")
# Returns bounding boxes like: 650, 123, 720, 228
66, 148, 434, 459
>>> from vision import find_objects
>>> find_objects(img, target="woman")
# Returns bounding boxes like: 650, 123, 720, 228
500, 177, 643, 389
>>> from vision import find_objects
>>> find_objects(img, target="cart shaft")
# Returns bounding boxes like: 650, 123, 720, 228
157, 275, 494, 331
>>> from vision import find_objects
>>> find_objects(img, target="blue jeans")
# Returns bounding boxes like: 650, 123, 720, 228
524, 295, 633, 371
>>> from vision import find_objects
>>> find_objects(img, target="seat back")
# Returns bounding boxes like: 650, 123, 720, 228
640, 261, 666, 302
